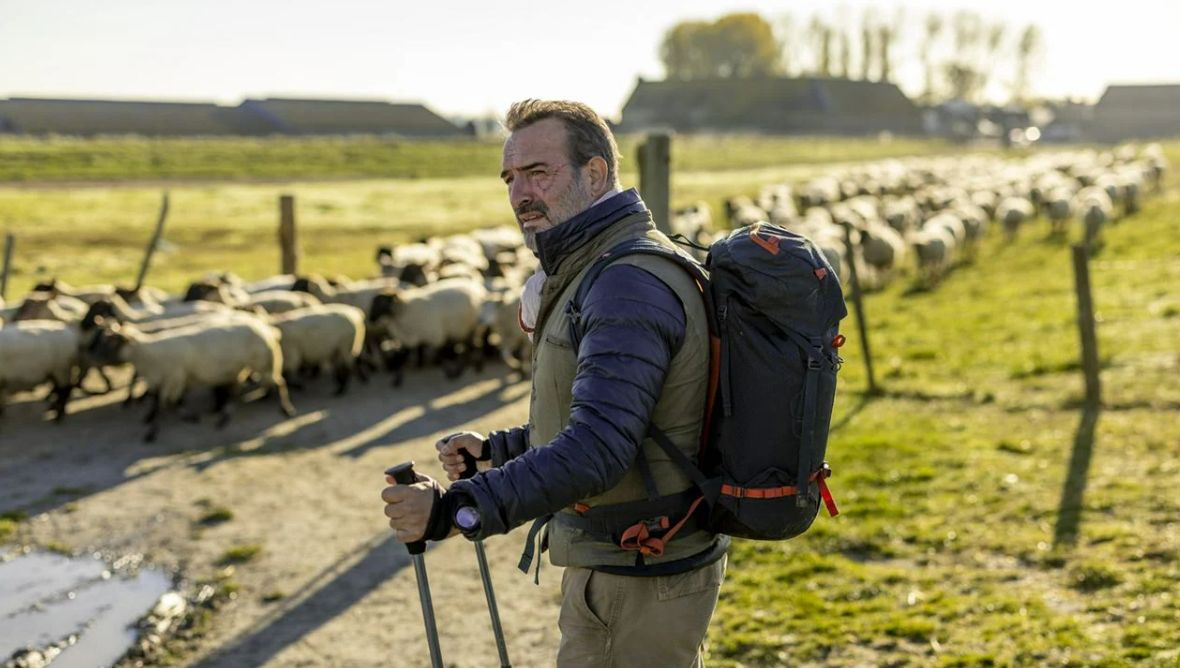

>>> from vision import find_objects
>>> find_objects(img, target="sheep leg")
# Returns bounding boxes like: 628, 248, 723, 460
212, 384, 234, 428
471, 333, 485, 373
143, 391, 161, 424
332, 364, 351, 396
354, 357, 370, 384
441, 342, 463, 380
122, 373, 141, 408
49, 382, 71, 423
143, 393, 164, 443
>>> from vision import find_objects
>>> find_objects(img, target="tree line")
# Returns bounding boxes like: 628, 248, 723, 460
660, 10, 1043, 105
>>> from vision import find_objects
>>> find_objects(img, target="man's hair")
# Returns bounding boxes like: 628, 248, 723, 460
504, 99, 620, 187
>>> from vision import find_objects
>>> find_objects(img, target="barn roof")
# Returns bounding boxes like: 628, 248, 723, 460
239, 98, 465, 137
1090, 84, 1180, 141
0, 97, 266, 136
618, 76, 924, 135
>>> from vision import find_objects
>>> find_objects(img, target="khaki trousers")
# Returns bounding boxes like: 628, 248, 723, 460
556, 556, 727, 668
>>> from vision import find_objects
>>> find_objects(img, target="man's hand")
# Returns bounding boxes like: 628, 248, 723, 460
382, 471, 442, 543
436, 431, 489, 481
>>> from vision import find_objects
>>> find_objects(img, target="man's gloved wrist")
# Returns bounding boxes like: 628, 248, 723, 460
422, 482, 457, 542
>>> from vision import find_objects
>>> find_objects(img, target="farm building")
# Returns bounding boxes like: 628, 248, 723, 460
0, 97, 465, 138
617, 76, 924, 136
0, 98, 264, 137
1088, 84, 1180, 142
237, 98, 465, 137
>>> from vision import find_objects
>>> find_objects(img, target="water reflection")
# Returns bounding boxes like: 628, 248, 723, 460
0, 550, 172, 668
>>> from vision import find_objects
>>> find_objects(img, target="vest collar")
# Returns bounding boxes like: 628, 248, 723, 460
535, 188, 647, 276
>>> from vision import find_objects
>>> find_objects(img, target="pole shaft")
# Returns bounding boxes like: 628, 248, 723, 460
474, 540, 512, 667
411, 555, 443, 668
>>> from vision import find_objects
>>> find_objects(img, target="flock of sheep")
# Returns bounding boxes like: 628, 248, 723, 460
702, 143, 1168, 290
0, 143, 1167, 440
0, 226, 535, 440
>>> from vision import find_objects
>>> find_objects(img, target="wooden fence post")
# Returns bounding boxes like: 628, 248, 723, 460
279, 194, 299, 275
1072, 244, 1101, 407
637, 133, 671, 235
134, 192, 170, 292
1, 232, 14, 301
842, 225, 879, 395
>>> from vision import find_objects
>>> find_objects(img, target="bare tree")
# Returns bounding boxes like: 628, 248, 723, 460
921, 12, 944, 101
860, 7, 876, 81
776, 13, 799, 76
837, 27, 852, 78
1013, 24, 1043, 103
877, 9, 903, 83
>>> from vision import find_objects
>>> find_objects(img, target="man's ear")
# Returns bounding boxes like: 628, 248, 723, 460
585, 155, 610, 196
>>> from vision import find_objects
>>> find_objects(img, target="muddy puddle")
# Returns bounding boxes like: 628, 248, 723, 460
1, 549, 173, 667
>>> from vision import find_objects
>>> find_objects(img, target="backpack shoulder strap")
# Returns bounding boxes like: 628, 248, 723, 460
565, 238, 712, 350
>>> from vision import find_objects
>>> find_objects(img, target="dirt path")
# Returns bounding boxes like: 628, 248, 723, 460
0, 365, 563, 667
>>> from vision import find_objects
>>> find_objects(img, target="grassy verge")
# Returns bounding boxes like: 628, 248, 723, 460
708, 153, 1180, 666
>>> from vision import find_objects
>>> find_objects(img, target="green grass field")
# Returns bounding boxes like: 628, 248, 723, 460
0, 134, 953, 183
709, 152, 1180, 666
1, 136, 1177, 665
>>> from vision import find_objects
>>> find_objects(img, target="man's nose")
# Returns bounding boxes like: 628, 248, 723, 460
509, 178, 533, 211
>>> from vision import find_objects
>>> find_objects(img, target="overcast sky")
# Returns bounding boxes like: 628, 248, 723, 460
3, 0, 1176, 119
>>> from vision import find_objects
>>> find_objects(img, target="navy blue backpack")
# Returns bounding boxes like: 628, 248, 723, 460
568, 222, 848, 544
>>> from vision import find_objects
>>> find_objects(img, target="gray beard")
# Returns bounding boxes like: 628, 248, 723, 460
522, 175, 593, 257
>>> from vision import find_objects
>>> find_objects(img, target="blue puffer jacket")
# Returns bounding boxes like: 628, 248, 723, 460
444, 191, 689, 539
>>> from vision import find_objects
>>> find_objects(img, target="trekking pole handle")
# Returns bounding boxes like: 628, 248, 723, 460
460, 448, 480, 480
441, 433, 481, 480
385, 462, 427, 556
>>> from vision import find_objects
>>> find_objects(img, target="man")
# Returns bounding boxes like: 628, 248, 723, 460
382, 99, 728, 667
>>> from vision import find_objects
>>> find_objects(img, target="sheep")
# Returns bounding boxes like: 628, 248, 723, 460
480, 291, 532, 379
471, 226, 526, 261
12, 292, 85, 323
1074, 186, 1114, 249
908, 226, 957, 284
292, 274, 399, 313
0, 320, 79, 422
368, 278, 487, 387
857, 221, 907, 277
87, 317, 295, 442
81, 294, 233, 330
30, 279, 116, 305
183, 279, 250, 307
246, 290, 322, 315
997, 197, 1035, 241
1045, 187, 1075, 235
268, 304, 367, 395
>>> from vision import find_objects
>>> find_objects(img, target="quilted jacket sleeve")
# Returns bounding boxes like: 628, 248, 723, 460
445, 264, 686, 538
484, 425, 530, 466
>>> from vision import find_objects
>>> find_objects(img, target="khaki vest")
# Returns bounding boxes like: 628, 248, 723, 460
528, 212, 713, 569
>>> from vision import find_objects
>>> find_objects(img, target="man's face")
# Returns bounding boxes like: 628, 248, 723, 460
501, 118, 594, 253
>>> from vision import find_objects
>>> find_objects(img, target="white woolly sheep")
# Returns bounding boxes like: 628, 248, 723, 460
997, 197, 1035, 241
247, 290, 322, 315
268, 304, 367, 395
480, 291, 532, 379
908, 226, 957, 283
368, 278, 487, 386
0, 320, 79, 421
88, 317, 294, 441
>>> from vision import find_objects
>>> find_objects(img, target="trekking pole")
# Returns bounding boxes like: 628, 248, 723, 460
385, 462, 444, 668
457, 447, 513, 668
